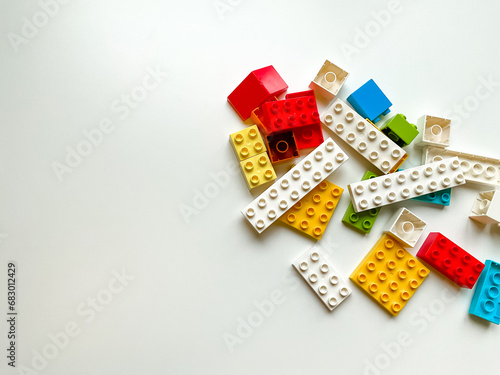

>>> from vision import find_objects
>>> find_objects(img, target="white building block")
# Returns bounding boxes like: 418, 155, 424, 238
292, 246, 351, 311
415, 115, 451, 148
424, 146, 500, 187
309, 60, 349, 101
241, 138, 348, 233
384, 207, 427, 247
321, 98, 407, 174
348, 157, 465, 213
469, 190, 500, 225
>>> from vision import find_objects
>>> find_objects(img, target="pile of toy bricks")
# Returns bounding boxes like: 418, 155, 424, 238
227, 61, 500, 323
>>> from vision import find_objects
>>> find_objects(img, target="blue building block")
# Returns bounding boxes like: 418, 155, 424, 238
411, 188, 451, 206
347, 79, 392, 124
469, 260, 500, 324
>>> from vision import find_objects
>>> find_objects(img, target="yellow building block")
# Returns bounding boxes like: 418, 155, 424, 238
350, 234, 429, 316
230, 125, 265, 161
279, 181, 343, 240
239, 153, 276, 190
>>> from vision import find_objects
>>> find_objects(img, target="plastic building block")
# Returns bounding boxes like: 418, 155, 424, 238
384, 208, 427, 248
321, 99, 407, 174
469, 190, 500, 225
308, 59, 349, 101
348, 157, 465, 213
251, 96, 279, 135
424, 146, 500, 187
280, 181, 343, 240
415, 115, 451, 148
417, 232, 484, 289
293, 246, 351, 311
229, 125, 266, 161
342, 171, 381, 234
228, 66, 288, 121
241, 138, 349, 233
350, 234, 429, 316
379, 114, 419, 147
239, 153, 277, 190
346, 79, 392, 124
292, 123, 324, 150
265, 131, 300, 164
254, 90, 320, 136
469, 260, 500, 324
411, 189, 451, 206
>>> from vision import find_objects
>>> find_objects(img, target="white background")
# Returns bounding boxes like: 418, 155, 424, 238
1, 0, 500, 374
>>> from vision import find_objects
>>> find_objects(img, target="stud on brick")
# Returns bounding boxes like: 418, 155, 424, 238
469, 260, 500, 324
229, 125, 266, 161
347, 157, 465, 213
417, 232, 485, 289
293, 246, 351, 311
342, 171, 382, 234
280, 181, 343, 240
350, 234, 429, 316
241, 138, 348, 233
321, 99, 407, 174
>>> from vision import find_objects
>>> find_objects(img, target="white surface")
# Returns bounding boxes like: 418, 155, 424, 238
0, 1, 500, 374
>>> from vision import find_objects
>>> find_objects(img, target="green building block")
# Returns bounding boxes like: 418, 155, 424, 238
342, 171, 381, 234
380, 114, 419, 147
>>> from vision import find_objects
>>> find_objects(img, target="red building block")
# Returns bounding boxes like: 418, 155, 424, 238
227, 66, 288, 121
265, 131, 299, 164
417, 232, 485, 289
257, 90, 320, 135
293, 123, 324, 150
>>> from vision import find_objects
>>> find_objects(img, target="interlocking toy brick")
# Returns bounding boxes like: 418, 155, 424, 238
424, 146, 500, 187
415, 115, 451, 148
321, 99, 407, 174
280, 181, 343, 240
469, 190, 500, 225
242, 138, 349, 233
384, 208, 427, 248
239, 153, 277, 190
293, 246, 351, 311
346, 79, 392, 124
411, 188, 451, 206
379, 114, 419, 147
348, 157, 465, 213
350, 234, 429, 316
228, 66, 288, 121
229, 125, 266, 161
417, 232, 485, 289
255, 90, 320, 136
342, 171, 381, 234
469, 260, 500, 324
292, 123, 324, 150
265, 131, 300, 164
308, 59, 349, 101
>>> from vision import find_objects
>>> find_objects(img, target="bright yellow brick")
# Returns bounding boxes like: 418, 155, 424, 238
239, 153, 276, 190
230, 125, 265, 161
279, 181, 343, 240
350, 234, 429, 316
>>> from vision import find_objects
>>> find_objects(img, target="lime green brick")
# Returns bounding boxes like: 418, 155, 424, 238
380, 114, 419, 147
342, 171, 381, 234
